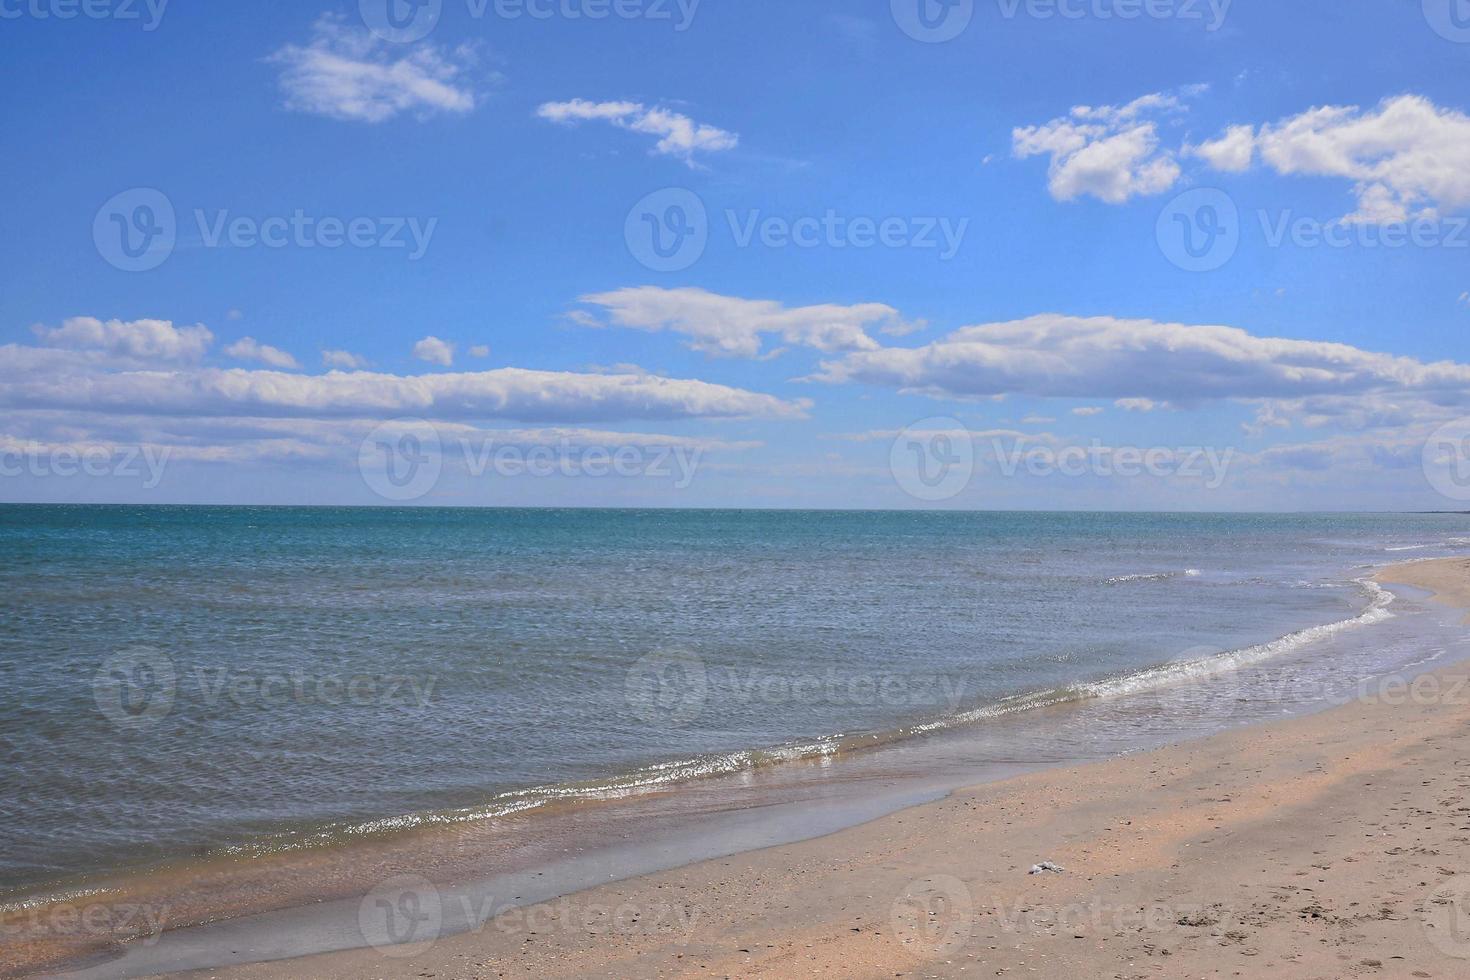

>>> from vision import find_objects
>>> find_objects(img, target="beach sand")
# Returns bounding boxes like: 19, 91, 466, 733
142, 556, 1470, 979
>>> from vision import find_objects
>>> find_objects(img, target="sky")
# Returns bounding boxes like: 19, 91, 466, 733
3, 0, 1470, 510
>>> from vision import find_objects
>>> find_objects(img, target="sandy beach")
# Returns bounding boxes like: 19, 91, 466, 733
132, 556, 1470, 980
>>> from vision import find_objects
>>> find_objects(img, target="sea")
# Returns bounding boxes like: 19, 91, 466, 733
5, 506, 1470, 975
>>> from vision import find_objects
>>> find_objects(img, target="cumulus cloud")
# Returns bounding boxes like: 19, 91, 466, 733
1012, 90, 1198, 203
412, 336, 455, 367
811, 312, 1470, 414
322, 349, 370, 370
32, 317, 213, 364
269, 15, 478, 123
1252, 95, 1470, 223
1186, 123, 1255, 172
1060, 93, 1470, 224
225, 337, 301, 370
576, 286, 908, 358
1071, 406, 1104, 416
536, 99, 738, 165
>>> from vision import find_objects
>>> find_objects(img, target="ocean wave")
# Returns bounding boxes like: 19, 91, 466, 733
218, 579, 1395, 862
910, 578, 1392, 731
1080, 578, 1393, 699
1105, 569, 1201, 584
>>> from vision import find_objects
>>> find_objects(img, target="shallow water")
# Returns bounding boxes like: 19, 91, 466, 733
3, 506, 1469, 906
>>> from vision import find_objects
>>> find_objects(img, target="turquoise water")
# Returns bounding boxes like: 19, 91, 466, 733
3, 505, 1469, 894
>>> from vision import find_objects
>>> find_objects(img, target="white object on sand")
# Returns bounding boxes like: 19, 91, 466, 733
1028, 861, 1065, 874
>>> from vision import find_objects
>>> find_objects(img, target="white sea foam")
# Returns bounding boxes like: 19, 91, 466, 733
1080, 578, 1394, 699
1106, 569, 1201, 584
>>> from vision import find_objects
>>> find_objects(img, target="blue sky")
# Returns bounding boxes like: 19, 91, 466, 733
4, 0, 1470, 509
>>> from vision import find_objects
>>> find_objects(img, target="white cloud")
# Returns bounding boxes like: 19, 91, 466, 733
1252, 95, 1470, 223
577, 286, 908, 358
269, 15, 478, 123
469, 344, 490, 358
812, 312, 1470, 414
1012, 90, 1197, 203
32, 317, 213, 364
1071, 406, 1104, 416
412, 336, 455, 367
1115, 397, 1157, 412
536, 99, 738, 165
1186, 123, 1255, 172
1021, 91, 1470, 224
0, 341, 809, 424
0, 414, 763, 473
322, 349, 370, 370
225, 337, 301, 370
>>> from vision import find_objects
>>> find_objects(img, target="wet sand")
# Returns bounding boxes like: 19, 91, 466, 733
153, 556, 1470, 979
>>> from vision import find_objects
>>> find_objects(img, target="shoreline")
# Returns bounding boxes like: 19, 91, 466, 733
174, 556, 1470, 978
12, 557, 1470, 978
